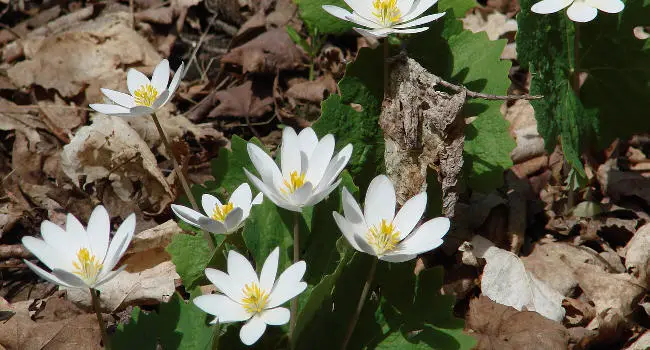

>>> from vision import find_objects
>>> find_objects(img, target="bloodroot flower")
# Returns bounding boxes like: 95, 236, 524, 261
531, 0, 624, 22
322, 0, 445, 38
171, 183, 263, 234
22, 206, 135, 288
89, 59, 184, 117
245, 127, 352, 212
333, 175, 449, 262
194, 247, 307, 345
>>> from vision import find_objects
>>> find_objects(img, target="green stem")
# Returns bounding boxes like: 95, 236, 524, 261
211, 320, 220, 350
90, 288, 111, 350
289, 211, 300, 340
341, 258, 378, 350
150, 113, 215, 250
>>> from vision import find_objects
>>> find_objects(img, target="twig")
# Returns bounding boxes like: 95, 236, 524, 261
435, 79, 543, 101
187, 13, 219, 79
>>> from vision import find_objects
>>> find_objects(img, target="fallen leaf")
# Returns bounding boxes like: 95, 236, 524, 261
598, 159, 650, 207
626, 331, 650, 350
126, 220, 182, 255
134, 6, 175, 24
466, 296, 568, 350
285, 75, 337, 103
206, 80, 274, 118
465, 235, 566, 321
221, 29, 303, 73
463, 9, 518, 41
624, 222, 650, 287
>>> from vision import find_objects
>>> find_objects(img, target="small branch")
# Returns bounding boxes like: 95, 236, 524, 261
90, 288, 111, 350
341, 258, 378, 350
435, 79, 543, 101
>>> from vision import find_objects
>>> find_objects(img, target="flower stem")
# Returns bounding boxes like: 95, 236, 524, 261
211, 320, 220, 350
150, 113, 215, 250
289, 211, 300, 339
341, 258, 378, 350
90, 288, 110, 350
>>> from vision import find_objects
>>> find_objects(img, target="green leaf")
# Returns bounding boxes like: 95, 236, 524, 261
313, 47, 385, 190
296, 0, 354, 35
286, 26, 311, 54
166, 233, 226, 290
210, 135, 264, 194
112, 290, 214, 350
405, 4, 515, 192
242, 199, 295, 272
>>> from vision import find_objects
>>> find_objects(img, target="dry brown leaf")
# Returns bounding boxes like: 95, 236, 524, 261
462, 10, 518, 41
626, 331, 650, 350
60, 115, 174, 216
126, 220, 182, 255
8, 12, 161, 100
0, 98, 46, 147
285, 75, 337, 103
221, 29, 303, 73
65, 249, 178, 312
207, 80, 274, 118
0, 292, 102, 350
135, 6, 175, 24
598, 159, 650, 207
466, 296, 569, 350
624, 223, 650, 287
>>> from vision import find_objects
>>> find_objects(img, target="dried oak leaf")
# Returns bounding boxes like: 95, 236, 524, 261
126, 220, 182, 255
207, 80, 273, 118
466, 296, 569, 350
8, 12, 161, 99
0, 291, 102, 349
624, 222, 650, 287
221, 29, 303, 73
285, 75, 337, 103
60, 115, 174, 215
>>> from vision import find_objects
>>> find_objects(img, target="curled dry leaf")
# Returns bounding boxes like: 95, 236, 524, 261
285, 75, 338, 104
624, 222, 650, 287
221, 29, 304, 74
206, 80, 274, 119
60, 115, 174, 215
8, 11, 161, 100
466, 296, 569, 350
126, 220, 182, 255
464, 235, 566, 321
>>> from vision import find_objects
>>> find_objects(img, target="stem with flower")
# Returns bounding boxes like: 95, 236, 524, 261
289, 211, 300, 338
341, 257, 378, 350
90, 288, 111, 350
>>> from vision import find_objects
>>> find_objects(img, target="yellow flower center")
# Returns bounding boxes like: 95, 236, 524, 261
281, 170, 306, 194
72, 248, 103, 285
133, 84, 159, 107
366, 219, 400, 256
241, 283, 270, 314
212, 202, 234, 222
372, 0, 401, 27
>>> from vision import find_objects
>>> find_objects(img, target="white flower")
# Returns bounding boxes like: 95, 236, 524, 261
171, 183, 263, 234
89, 59, 184, 117
333, 175, 449, 262
21, 206, 135, 289
194, 247, 307, 346
245, 127, 353, 212
531, 0, 623, 22
322, 0, 445, 38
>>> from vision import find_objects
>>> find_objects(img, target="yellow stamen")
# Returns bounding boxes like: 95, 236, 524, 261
366, 219, 401, 256
241, 283, 270, 314
372, 0, 401, 27
212, 202, 234, 222
281, 170, 306, 194
72, 248, 103, 284
133, 84, 159, 107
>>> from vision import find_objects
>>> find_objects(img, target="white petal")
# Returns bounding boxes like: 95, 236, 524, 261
151, 90, 170, 110
399, 0, 439, 23
322, 5, 354, 22
298, 128, 319, 159
240, 315, 267, 345
101, 213, 135, 273
202, 194, 222, 218
268, 261, 306, 308
585, 0, 623, 12
342, 187, 365, 227
23, 260, 75, 288
396, 0, 415, 15
244, 170, 301, 212
304, 179, 340, 207
353, 233, 377, 256
315, 144, 353, 192
389, 27, 430, 34
260, 307, 290, 325
230, 183, 253, 216
87, 206, 110, 263
345, 13, 382, 28
127, 106, 155, 117
40, 221, 77, 265
223, 207, 244, 232
397, 217, 449, 255
100, 88, 136, 108
305, 134, 335, 186
354, 27, 392, 38
205, 268, 240, 300
567, 1, 597, 22
393, 13, 444, 29
194, 294, 251, 322
52, 268, 89, 288
364, 175, 396, 228
342, 0, 375, 21
252, 193, 264, 205
66, 213, 88, 245
126, 68, 151, 96
171, 204, 204, 228
228, 250, 259, 295
89, 103, 132, 116
94, 265, 127, 288
531, 0, 573, 13
379, 253, 417, 263
280, 127, 302, 178
290, 182, 313, 207
392, 192, 426, 240
198, 217, 227, 234
247, 143, 282, 186
151, 59, 170, 93
259, 247, 279, 292
162, 61, 184, 106
333, 212, 362, 252
22, 237, 63, 271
